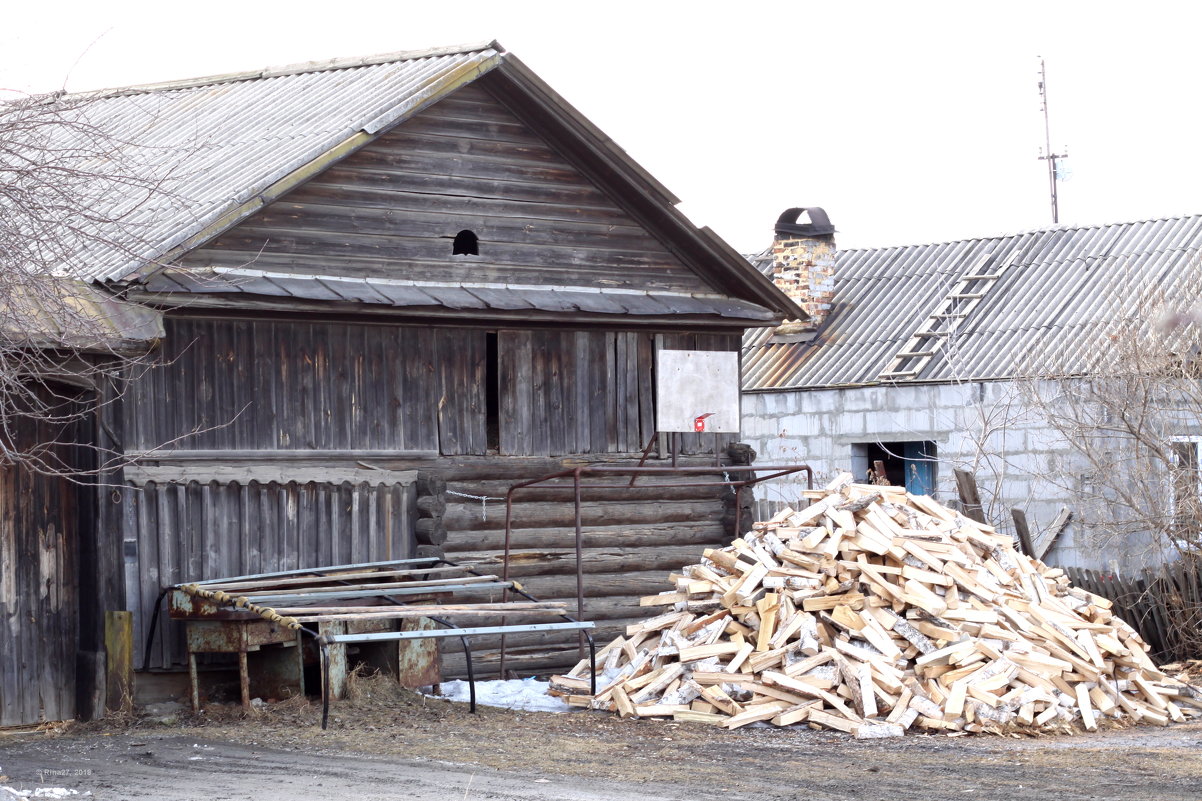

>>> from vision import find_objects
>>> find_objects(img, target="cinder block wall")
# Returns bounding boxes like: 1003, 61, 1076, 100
741, 380, 1153, 573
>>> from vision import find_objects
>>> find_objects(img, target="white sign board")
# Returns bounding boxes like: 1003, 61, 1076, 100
655, 350, 741, 433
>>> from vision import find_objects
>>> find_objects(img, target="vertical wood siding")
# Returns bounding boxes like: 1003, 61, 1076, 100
0, 392, 84, 726
131, 479, 414, 669
499, 330, 657, 456
125, 317, 484, 455
129, 318, 738, 459
122, 317, 742, 670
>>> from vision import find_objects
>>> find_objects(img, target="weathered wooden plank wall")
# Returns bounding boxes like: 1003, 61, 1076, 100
129, 318, 734, 458
500, 330, 656, 456
122, 315, 743, 672
178, 84, 712, 294
125, 317, 459, 453
0, 388, 85, 726
130, 479, 414, 669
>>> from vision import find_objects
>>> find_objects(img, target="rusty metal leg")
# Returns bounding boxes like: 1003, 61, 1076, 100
141, 587, 170, 672
320, 621, 349, 699
427, 615, 476, 714
735, 484, 744, 538
239, 651, 250, 711
586, 632, 597, 696
189, 652, 200, 712
320, 640, 331, 730
574, 467, 585, 659
462, 636, 477, 714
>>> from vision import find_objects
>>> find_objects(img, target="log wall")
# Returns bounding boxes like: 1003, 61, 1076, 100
121, 315, 741, 673
437, 462, 736, 678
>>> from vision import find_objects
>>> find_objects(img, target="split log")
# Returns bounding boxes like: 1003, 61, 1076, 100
546, 482, 1201, 737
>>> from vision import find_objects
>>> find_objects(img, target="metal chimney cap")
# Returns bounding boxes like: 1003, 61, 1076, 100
775, 207, 835, 237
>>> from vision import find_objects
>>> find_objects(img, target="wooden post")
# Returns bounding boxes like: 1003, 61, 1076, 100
1037, 506, 1073, 559
952, 468, 986, 524
75, 651, 106, 721
104, 611, 134, 714
1011, 508, 1036, 557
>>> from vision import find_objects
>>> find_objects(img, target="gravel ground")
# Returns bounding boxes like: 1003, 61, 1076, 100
2, 675, 1201, 801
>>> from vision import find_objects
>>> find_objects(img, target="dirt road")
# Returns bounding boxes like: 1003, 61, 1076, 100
2, 682, 1201, 801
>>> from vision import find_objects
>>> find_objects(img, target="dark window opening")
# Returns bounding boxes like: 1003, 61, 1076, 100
850, 440, 938, 495
1171, 439, 1200, 537
486, 332, 500, 451
452, 229, 479, 255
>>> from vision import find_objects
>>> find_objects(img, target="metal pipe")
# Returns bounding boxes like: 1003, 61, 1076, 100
628, 433, 660, 487
500, 577, 596, 692
322, 622, 595, 642
499, 481, 517, 679
735, 483, 744, 539
436, 559, 597, 691
426, 615, 476, 714
587, 634, 597, 696
186, 557, 441, 587
320, 639, 331, 730
140, 586, 171, 671
236, 582, 512, 604
574, 465, 585, 659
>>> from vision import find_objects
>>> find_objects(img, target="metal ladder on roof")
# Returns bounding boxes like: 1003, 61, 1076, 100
878, 250, 1019, 381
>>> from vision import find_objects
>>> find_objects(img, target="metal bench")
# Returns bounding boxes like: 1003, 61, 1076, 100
146, 557, 595, 728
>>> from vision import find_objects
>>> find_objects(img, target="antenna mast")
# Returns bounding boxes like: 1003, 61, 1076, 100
1037, 58, 1068, 224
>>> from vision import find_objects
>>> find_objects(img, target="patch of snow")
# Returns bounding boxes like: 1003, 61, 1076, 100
427, 678, 574, 713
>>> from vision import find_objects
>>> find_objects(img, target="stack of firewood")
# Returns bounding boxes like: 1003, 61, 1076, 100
550, 475, 1202, 736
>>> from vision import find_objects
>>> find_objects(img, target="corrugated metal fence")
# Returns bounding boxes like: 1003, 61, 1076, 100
129, 478, 416, 668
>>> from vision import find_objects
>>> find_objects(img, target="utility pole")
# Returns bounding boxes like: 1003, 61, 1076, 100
1037, 58, 1068, 224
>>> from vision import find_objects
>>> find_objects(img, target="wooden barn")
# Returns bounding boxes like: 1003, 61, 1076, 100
0, 284, 162, 726
5, 41, 800, 713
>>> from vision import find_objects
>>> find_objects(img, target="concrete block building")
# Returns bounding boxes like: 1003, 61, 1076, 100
741, 209, 1202, 572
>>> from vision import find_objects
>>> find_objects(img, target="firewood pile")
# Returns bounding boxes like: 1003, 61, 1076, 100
550, 475, 1202, 736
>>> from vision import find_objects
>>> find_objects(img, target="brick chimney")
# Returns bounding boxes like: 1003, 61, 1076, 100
771, 207, 835, 330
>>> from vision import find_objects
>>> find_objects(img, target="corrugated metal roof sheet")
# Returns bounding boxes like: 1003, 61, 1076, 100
743, 215, 1202, 390
143, 268, 777, 321
1, 280, 163, 352
4, 44, 503, 282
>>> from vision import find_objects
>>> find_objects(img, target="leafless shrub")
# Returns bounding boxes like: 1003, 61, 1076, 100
1017, 255, 1202, 655
0, 88, 171, 475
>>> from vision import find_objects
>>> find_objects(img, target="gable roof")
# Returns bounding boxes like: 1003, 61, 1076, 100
743, 214, 1202, 390
11, 42, 799, 322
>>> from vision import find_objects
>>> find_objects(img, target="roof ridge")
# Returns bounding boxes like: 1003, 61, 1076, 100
838, 212, 1202, 255
66, 40, 504, 100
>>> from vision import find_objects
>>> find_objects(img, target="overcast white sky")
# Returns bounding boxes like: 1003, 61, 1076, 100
3, 1, 1201, 253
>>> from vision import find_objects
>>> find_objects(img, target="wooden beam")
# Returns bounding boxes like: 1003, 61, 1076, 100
1037, 507, 1073, 559
1011, 508, 1036, 557
104, 611, 134, 715
953, 468, 986, 524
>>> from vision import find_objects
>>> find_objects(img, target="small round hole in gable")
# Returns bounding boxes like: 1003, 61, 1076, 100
452, 230, 479, 256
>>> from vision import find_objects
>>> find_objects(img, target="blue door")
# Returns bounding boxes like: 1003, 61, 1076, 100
902, 441, 936, 495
